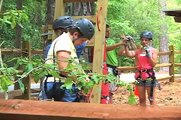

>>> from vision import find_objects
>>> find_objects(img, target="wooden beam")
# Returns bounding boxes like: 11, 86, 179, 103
0, 100, 181, 120
0, 90, 23, 99
53, 0, 64, 40
163, 10, 181, 17
155, 63, 171, 67
175, 63, 181, 66
163, 9, 181, 23
174, 16, 181, 22
90, 0, 108, 103
157, 76, 171, 81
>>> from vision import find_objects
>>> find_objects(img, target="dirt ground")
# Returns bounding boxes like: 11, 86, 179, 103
113, 78, 181, 106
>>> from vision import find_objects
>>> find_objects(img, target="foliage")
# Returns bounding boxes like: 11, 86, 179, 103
0, 55, 136, 104
107, 0, 181, 66
0, 10, 29, 29
0, 0, 45, 49
0, 0, 181, 65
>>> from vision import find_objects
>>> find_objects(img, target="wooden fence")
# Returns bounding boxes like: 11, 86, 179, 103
0, 43, 181, 100
0, 43, 181, 120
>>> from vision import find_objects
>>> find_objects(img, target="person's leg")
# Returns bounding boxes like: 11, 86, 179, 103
146, 86, 156, 105
136, 79, 147, 106
145, 79, 157, 106
137, 85, 146, 106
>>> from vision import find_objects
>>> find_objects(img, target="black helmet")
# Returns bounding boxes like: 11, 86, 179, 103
140, 31, 153, 40
72, 18, 95, 40
52, 16, 73, 30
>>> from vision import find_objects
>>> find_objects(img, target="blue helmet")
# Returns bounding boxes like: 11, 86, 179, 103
52, 16, 73, 30
72, 18, 95, 40
140, 31, 153, 40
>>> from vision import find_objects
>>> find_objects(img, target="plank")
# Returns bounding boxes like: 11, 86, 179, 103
0, 100, 181, 120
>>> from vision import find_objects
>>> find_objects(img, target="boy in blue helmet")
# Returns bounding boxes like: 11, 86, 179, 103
39, 18, 95, 102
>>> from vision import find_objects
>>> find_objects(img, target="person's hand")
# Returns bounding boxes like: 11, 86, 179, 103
120, 34, 128, 46
126, 36, 134, 41
144, 46, 152, 58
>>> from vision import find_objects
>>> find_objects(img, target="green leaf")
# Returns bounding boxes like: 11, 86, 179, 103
32, 71, 46, 83
18, 80, 25, 93
25, 63, 34, 73
64, 78, 73, 89
49, 70, 60, 78
0, 76, 13, 92
11, 18, 16, 28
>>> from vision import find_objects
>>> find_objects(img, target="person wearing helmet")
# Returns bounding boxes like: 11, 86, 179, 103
44, 16, 73, 58
39, 18, 95, 102
105, 24, 125, 104
123, 31, 158, 106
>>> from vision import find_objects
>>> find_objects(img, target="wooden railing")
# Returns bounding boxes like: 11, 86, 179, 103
1, 44, 181, 99
1, 45, 181, 83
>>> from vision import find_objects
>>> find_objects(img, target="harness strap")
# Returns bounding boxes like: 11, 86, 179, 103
107, 64, 118, 76
101, 95, 109, 99
136, 68, 155, 80
44, 74, 67, 95
137, 68, 156, 101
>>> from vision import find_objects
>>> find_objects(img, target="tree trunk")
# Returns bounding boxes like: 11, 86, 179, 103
45, 0, 55, 25
34, 1, 42, 25
159, 0, 169, 72
43, 0, 55, 50
65, 2, 95, 16
15, 0, 23, 49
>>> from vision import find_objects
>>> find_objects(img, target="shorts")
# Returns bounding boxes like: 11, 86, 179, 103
136, 79, 157, 87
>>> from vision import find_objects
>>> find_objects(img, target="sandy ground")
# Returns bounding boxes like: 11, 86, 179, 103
113, 78, 181, 106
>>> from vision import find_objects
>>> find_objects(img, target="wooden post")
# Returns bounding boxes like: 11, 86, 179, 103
52, 0, 64, 40
90, 0, 108, 103
169, 45, 175, 82
21, 41, 32, 99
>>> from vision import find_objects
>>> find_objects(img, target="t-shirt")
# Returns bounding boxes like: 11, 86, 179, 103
46, 32, 79, 64
106, 38, 118, 67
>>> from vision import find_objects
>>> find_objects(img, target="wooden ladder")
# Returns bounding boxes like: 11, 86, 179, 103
54, 0, 108, 103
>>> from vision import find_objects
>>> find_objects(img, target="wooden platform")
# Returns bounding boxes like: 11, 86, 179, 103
0, 99, 181, 120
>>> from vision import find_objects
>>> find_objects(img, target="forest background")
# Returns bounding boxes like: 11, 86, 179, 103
0, 0, 181, 73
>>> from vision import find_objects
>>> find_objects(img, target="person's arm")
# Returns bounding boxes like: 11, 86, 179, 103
106, 41, 124, 51
56, 50, 71, 75
117, 47, 125, 56
148, 48, 158, 67
123, 41, 136, 58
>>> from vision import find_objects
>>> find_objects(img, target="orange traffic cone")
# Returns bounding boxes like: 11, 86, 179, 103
134, 85, 139, 96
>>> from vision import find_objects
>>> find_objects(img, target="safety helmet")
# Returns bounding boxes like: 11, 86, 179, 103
52, 16, 73, 30
72, 18, 95, 40
140, 31, 153, 40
